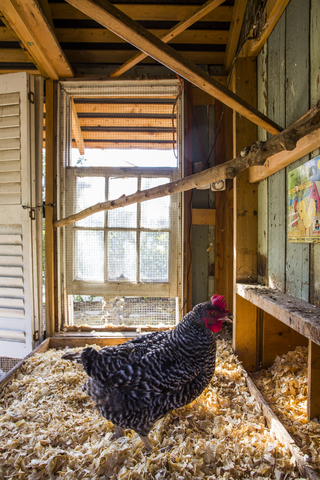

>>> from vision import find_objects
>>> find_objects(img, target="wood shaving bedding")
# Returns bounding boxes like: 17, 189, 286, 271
251, 346, 320, 474
0, 340, 304, 479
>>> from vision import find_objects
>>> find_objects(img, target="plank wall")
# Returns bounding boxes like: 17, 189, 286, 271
257, 0, 320, 305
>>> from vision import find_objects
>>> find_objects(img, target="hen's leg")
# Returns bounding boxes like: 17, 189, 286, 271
139, 435, 153, 451
110, 425, 124, 440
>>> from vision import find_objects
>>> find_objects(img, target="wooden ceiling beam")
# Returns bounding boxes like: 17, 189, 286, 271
78, 131, 175, 141
54, 28, 229, 45
242, 0, 291, 58
65, 49, 225, 66
72, 140, 174, 150
78, 117, 175, 128
74, 104, 175, 115
0, 0, 73, 79
223, 0, 247, 73
110, 0, 226, 77
0, 48, 32, 63
37, 0, 55, 33
64, 0, 282, 135
71, 99, 85, 155
49, 3, 233, 22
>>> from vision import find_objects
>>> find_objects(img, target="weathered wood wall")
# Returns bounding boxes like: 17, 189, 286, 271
257, 0, 320, 305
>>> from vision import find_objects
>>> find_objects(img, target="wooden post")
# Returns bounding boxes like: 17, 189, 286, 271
232, 57, 259, 370
234, 294, 259, 371
214, 100, 234, 313
45, 80, 55, 336
307, 339, 320, 420
183, 84, 193, 315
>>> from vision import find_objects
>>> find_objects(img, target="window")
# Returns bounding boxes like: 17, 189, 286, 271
58, 80, 183, 328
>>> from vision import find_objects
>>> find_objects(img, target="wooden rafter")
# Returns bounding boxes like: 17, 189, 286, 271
54, 28, 229, 45
64, 50, 225, 66
54, 101, 320, 229
49, 3, 233, 22
109, 0, 227, 77
71, 99, 85, 155
64, 0, 281, 135
223, 0, 247, 73
0, 0, 73, 79
37, 0, 55, 32
242, 0, 291, 57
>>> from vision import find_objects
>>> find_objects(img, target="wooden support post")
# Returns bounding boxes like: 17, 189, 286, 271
214, 100, 234, 313
234, 294, 259, 371
307, 339, 320, 420
183, 85, 193, 315
45, 80, 55, 337
233, 57, 259, 369
263, 312, 308, 368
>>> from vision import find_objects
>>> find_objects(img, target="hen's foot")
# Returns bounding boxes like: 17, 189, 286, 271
140, 435, 153, 451
110, 425, 124, 440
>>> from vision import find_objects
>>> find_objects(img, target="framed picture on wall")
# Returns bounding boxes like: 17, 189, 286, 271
288, 155, 320, 243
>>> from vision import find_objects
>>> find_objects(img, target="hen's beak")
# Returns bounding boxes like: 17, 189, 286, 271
223, 315, 233, 324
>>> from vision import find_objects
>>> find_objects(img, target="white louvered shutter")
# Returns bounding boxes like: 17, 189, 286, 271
0, 72, 43, 358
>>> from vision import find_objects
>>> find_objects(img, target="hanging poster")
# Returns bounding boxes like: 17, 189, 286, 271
288, 155, 320, 243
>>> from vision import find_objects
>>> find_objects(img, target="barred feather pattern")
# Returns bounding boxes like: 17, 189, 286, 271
81, 302, 218, 436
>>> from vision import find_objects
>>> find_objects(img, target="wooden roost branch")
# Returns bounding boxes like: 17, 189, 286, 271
54, 101, 320, 229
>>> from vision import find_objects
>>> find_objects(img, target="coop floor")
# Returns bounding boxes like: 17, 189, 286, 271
0, 340, 302, 479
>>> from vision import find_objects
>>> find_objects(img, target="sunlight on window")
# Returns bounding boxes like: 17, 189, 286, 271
108, 177, 138, 228
72, 148, 177, 168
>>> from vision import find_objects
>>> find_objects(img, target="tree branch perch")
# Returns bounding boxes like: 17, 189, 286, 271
54, 102, 320, 229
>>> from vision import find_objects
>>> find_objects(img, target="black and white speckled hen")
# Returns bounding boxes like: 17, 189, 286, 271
63, 295, 231, 450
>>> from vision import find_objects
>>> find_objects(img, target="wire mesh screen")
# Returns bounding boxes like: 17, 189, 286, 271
59, 80, 182, 327
71, 296, 177, 327
0, 357, 21, 374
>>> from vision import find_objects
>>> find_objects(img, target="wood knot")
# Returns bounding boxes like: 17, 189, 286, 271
225, 167, 237, 179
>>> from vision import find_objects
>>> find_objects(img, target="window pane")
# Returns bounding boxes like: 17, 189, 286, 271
108, 177, 138, 228
76, 177, 105, 227
108, 231, 137, 281
75, 230, 104, 281
141, 177, 170, 229
140, 232, 169, 282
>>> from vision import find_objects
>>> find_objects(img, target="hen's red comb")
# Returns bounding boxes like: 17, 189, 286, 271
211, 294, 228, 311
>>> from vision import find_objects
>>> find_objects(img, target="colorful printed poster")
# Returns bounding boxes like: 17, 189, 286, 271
288, 155, 320, 243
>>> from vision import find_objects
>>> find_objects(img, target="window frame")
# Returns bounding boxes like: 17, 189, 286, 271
57, 79, 184, 327
65, 166, 181, 298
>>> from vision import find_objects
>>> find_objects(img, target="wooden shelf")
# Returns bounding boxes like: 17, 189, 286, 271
236, 283, 320, 346
236, 283, 320, 421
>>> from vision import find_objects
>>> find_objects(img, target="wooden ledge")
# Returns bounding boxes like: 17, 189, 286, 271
246, 376, 320, 480
50, 331, 141, 348
236, 283, 320, 346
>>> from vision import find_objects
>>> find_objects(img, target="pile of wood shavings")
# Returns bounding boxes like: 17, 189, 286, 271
0, 340, 304, 480
251, 346, 320, 474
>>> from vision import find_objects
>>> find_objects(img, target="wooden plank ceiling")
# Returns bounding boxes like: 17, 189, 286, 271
0, 0, 236, 75
0, 0, 286, 149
